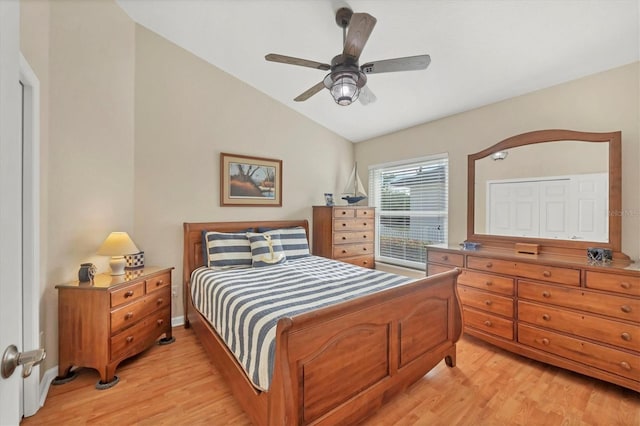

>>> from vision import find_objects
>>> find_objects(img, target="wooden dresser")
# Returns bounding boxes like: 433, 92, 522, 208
312, 205, 375, 269
426, 246, 640, 391
56, 266, 174, 388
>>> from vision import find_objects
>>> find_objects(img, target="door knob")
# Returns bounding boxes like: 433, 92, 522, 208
1, 345, 46, 379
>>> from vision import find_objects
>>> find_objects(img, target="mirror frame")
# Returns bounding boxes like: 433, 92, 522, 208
467, 129, 623, 256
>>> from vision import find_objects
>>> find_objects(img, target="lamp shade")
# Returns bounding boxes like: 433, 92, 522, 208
97, 232, 139, 256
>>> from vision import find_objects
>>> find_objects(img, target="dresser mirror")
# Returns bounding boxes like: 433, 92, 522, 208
467, 129, 623, 256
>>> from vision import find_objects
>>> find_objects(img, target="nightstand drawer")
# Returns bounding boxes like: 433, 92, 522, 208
110, 282, 145, 308
427, 251, 463, 267
146, 271, 171, 293
333, 231, 374, 245
333, 243, 373, 259
463, 307, 513, 340
111, 287, 171, 333
458, 286, 513, 317
110, 306, 170, 361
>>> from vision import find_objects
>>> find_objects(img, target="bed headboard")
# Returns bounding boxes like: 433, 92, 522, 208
182, 219, 310, 287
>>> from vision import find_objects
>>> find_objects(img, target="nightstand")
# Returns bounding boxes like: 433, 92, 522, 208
55, 266, 174, 389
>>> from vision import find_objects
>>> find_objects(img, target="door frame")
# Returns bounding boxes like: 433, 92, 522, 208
20, 52, 42, 418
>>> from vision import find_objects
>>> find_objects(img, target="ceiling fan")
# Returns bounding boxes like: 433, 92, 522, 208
265, 7, 431, 106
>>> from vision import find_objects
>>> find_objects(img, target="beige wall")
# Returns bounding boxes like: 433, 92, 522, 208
21, 0, 136, 372
133, 27, 354, 319
356, 62, 640, 261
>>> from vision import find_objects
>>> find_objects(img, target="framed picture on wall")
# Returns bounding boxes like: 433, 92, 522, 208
220, 153, 282, 206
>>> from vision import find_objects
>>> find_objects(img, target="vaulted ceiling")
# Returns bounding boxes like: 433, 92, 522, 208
117, 0, 639, 142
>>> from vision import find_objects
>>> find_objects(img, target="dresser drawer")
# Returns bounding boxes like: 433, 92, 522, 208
427, 264, 456, 276
146, 271, 171, 293
518, 323, 639, 382
333, 231, 374, 245
341, 255, 374, 269
110, 307, 170, 361
111, 287, 171, 333
463, 307, 514, 340
333, 243, 373, 259
467, 256, 516, 275
518, 300, 640, 352
110, 281, 145, 308
458, 286, 513, 317
427, 251, 463, 268
586, 271, 640, 297
458, 270, 514, 296
515, 262, 580, 286
356, 208, 374, 218
518, 280, 640, 322
333, 208, 355, 218
334, 218, 374, 231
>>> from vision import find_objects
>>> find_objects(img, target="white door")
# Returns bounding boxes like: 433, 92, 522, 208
1, 1, 24, 423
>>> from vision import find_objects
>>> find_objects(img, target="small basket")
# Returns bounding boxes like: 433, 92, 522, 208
124, 251, 144, 269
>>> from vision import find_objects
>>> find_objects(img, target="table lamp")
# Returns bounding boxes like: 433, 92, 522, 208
97, 232, 139, 276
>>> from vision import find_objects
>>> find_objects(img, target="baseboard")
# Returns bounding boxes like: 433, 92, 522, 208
40, 365, 58, 407
171, 315, 184, 327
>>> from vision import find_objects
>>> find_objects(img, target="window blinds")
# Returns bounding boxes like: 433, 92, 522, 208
368, 155, 449, 269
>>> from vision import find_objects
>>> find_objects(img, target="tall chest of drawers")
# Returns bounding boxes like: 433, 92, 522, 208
426, 246, 640, 391
56, 266, 174, 388
312, 205, 375, 269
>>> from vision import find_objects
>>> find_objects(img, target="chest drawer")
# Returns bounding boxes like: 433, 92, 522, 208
518, 300, 640, 352
467, 256, 516, 275
518, 323, 639, 382
458, 286, 513, 317
110, 281, 145, 308
516, 262, 580, 286
110, 306, 170, 361
333, 243, 373, 259
110, 286, 171, 333
463, 307, 513, 340
334, 218, 374, 231
427, 263, 456, 276
333, 208, 355, 218
518, 280, 640, 322
333, 231, 374, 245
356, 208, 374, 218
427, 251, 463, 268
458, 270, 514, 296
146, 271, 171, 293
341, 255, 374, 269
586, 271, 640, 297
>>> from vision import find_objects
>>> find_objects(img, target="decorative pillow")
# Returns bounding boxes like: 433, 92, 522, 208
203, 231, 252, 269
258, 226, 310, 259
248, 232, 287, 267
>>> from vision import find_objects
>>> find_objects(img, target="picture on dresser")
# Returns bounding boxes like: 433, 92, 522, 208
220, 153, 282, 206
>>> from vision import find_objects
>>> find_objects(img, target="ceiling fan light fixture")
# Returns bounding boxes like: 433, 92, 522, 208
329, 74, 359, 106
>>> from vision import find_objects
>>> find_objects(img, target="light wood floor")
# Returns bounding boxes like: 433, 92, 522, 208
23, 327, 639, 425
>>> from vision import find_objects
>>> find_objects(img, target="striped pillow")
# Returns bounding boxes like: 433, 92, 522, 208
259, 226, 310, 259
203, 231, 252, 269
248, 232, 287, 267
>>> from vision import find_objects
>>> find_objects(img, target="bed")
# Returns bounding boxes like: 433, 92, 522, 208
183, 220, 462, 425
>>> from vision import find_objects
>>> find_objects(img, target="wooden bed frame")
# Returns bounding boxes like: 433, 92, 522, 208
183, 220, 463, 425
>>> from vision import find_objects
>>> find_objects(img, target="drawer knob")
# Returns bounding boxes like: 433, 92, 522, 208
363, 235, 367, 239
620, 361, 631, 371
157, 298, 164, 305
363, 261, 368, 265
363, 223, 367, 226
157, 319, 164, 326
126, 336, 134, 343
542, 291, 551, 298
342, 223, 347, 227
541, 338, 550, 345
542, 314, 550, 321
484, 300, 492, 306
485, 262, 493, 268
124, 312, 134, 320
621, 332, 631, 342
362, 211, 368, 215
342, 236, 346, 240
342, 250, 347, 254
621, 305, 632, 313
124, 290, 134, 298
620, 281, 631, 289
485, 281, 493, 286
362, 247, 367, 251
442, 255, 449, 261
542, 270, 551, 278
342, 211, 347, 215
157, 280, 163, 286
483, 320, 492, 327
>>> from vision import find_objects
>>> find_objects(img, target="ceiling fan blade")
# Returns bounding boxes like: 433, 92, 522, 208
342, 13, 377, 61
358, 85, 377, 106
294, 81, 326, 102
361, 54, 431, 74
265, 54, 330, 71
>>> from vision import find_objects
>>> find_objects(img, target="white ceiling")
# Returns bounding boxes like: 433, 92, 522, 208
117, 0, 639, 142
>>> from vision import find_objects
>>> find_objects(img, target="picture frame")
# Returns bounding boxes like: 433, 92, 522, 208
220, 153, 282, 206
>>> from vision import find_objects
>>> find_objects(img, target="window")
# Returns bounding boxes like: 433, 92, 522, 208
368, 155, 448, 269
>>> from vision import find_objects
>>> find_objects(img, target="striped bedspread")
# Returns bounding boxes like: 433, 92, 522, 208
190, 255, 413, 391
